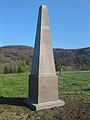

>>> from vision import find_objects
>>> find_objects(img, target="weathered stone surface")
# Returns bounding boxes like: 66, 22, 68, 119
29, 75, 58, 103
25, 5, 65, 110
31, 5, 56, 76
25, 99, 65, 111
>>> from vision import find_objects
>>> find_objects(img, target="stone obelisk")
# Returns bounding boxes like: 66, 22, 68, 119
25, 5, 65, 110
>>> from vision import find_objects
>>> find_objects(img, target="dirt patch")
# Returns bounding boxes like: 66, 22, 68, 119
0, 97, 90, 120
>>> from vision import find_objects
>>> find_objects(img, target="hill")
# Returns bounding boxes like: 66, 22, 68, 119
54, 47, 90, 71
0, 45, 90, 72
0, 45, 33, 65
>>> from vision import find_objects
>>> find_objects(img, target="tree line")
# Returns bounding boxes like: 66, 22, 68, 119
3, 61, 29, 74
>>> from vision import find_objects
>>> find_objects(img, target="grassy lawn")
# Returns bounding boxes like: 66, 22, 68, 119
0, 73, 29, 98
0, 71, 90, 102
59, 71, 90, 102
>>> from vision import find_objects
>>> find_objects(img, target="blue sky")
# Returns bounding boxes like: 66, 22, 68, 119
0, 0, 90, 49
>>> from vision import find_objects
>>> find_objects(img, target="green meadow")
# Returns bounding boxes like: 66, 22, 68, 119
58, 71, 90, 102
0, 71, 90, 102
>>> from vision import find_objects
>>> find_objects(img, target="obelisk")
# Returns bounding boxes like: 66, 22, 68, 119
25, 5, 65, 110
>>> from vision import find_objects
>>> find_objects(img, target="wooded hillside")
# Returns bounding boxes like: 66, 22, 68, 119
0, 45, 90, 72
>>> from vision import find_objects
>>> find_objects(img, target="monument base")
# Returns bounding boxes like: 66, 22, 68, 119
24, 99, 65, 111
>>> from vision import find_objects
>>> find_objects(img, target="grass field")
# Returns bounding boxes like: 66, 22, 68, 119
0, 73, 29, 97
0, 71, 90, 120
59, 71, 90, 102
0, 71, 90, 102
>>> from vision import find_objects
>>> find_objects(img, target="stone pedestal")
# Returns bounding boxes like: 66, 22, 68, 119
25, 99, 65, 111
25, 5, 65, 110
29, 75, 58, 103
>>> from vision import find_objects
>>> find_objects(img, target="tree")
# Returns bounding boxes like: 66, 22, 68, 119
21, 60, 27, 72
8, 66, 13, 74
3, 65, 9, 74
13, 66, 17, 73
17, 60, 29, 73
17, 65, 24, 73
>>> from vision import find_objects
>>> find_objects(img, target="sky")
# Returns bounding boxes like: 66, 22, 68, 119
0, 0, 90, 49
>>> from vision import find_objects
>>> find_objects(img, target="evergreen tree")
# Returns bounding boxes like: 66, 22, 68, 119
8, 66, 13, 74
13, 66, 17, 73
3, 65, 9, 74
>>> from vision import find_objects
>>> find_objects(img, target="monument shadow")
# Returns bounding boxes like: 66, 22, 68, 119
0, 96, 27, 107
